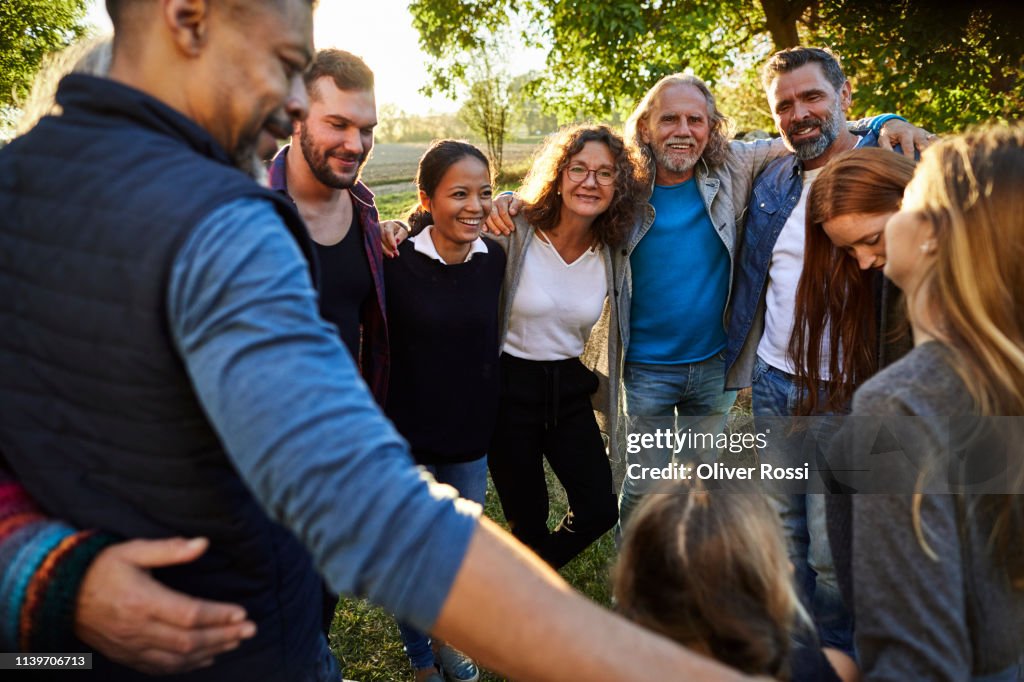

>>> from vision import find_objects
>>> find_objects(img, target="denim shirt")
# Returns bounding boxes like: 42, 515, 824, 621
168, 198, 479, 632
724, 130, 884, 389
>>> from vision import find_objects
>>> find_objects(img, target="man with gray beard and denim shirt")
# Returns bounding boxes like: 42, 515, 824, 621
725, 46, 932, 659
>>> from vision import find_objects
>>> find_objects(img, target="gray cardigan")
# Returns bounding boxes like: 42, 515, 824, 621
493, 214, 624, 463
836, 342, 1024, 680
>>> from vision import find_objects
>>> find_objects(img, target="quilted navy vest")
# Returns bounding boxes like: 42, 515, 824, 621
0, 75, 324, 680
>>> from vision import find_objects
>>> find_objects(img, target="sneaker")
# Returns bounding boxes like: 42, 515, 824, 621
435, 645, 480, 682
413, 666, 445, 682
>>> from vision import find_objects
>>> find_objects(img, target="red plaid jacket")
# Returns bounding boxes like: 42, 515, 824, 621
268, 146, 389, 405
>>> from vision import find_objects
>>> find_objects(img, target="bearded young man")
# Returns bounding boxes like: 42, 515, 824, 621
268, 49, 390, 405
724, 45, 929, 661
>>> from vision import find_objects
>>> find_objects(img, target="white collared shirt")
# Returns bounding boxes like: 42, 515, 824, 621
408, 225, 488, 265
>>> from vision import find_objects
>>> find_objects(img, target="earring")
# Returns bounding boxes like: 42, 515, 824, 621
920, 239, 936, 253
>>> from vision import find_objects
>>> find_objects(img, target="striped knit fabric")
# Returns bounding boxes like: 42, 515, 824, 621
0, 467, 116, 651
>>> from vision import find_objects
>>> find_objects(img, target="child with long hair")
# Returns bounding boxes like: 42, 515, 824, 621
833, 125, 1024, 679
614, 483, 858, 681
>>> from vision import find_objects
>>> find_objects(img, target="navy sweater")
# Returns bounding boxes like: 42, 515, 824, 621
383, 237, 506, 464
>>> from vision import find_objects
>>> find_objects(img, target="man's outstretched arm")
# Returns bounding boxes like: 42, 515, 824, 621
170, 198, 752, 681
436, 517, 748, 682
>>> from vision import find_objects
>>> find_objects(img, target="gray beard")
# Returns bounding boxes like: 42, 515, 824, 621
791, 126, 837, 161
653, 146, 699, 176
786, 99, 844, 162
231, 142, 267, 183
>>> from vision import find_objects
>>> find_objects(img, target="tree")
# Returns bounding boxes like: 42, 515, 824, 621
410, 0, 1024, 132
509, 72, 558, 138
809, 1, 1024, 131
1, 0, 90, 109
459, 52, 513, 177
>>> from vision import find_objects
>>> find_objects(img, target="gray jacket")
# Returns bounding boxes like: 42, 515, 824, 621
494, 215, 624, 457
612, 138, 786, 386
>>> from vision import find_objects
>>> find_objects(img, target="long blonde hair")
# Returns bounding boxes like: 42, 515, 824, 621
904, 125, 1024, 416
904, 124, 1024, 585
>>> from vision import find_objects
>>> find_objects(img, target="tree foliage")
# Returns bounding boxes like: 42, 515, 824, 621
810, 1, 1024, 131
410, 0, 1024, 133
1, 0, 90, 109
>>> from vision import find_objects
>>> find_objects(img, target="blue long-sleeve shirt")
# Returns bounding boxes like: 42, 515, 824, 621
167, 198, 479, 632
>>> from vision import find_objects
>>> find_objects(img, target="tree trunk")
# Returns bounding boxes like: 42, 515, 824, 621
759, 0, 812, 49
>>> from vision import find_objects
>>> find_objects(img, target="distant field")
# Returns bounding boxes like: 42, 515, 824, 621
362, 141, 542, 190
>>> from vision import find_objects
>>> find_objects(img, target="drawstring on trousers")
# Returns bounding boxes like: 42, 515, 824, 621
541, 363, 560, 429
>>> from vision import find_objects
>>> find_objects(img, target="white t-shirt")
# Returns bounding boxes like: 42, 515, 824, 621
502, 232, 608, 361
756, 166, 830, 377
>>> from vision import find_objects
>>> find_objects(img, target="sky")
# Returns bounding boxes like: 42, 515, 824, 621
85, 0, 547, 115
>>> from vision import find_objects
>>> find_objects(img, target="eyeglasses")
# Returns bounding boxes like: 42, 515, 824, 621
565, 164, 617, 186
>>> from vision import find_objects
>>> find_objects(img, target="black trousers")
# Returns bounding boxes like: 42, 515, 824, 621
488, 353, 618, 569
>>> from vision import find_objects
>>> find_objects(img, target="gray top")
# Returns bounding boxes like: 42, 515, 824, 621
849, 342, 1024, 680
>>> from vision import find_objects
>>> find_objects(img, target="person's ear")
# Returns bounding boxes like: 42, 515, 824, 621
638, 119, 652, 146
918, 212, 940, 253
418, 189, 431, 213
162, 0, 212, 57
839, 79, 852, 112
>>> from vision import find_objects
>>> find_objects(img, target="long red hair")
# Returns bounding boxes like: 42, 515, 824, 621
790, 148, 915, 415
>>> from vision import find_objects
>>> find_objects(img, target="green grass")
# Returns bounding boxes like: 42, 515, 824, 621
364, 142, 539, 203
373, 191, 418, 223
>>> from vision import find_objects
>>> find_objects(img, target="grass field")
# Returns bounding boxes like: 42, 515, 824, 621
363, 142, 542, 195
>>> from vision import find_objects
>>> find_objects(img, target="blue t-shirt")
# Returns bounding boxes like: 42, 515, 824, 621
626, 178, 730, 364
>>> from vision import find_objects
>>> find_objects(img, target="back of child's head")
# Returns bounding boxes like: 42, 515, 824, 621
613, 482, 799, 677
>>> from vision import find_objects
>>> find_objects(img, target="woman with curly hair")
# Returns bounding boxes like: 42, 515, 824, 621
488, 123, 645, 568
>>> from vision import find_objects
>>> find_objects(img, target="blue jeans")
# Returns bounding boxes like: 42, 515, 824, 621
617, 351, 737, 533
751, 356, 854, 656
398, 457, 488, 670
297, 634, 341, 682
